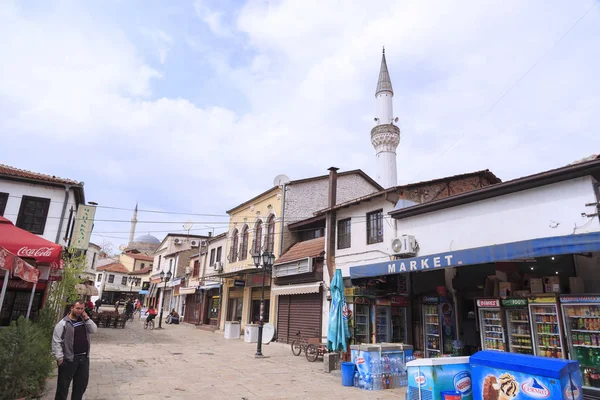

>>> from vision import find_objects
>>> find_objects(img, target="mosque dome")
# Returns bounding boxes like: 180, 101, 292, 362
134, 234, 160, 244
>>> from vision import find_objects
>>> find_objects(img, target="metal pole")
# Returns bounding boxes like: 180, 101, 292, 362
25, 282, 37, 320
158, 280, 167, 328
0, 270, 10, 318
255, 265, 267, 357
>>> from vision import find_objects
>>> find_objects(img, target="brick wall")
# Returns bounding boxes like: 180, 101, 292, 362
397, 174, 496, 204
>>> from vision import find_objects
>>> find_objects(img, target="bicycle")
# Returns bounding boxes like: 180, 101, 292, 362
291, 331, 308, 356
144, 318, 155, 330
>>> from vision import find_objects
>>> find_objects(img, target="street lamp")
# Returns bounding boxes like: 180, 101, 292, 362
157, 267, 172, 329
252, 250, 275, 357
128, 276, 141, 295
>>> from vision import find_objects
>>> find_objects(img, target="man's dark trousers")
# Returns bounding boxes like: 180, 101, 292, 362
55, 354, 89, 400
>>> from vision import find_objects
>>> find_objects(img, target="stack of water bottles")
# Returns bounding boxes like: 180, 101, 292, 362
354, 355, 415, 390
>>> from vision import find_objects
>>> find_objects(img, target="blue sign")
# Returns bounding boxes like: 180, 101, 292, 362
350, 232, 600, 279
138, 290, 149, 295
233, 279, 245, 287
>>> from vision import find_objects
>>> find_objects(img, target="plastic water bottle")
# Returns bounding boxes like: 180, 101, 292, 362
366, 373, 373, 390
354, 372, 359, 388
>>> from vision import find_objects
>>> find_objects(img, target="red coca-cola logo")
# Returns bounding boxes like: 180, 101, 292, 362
17, 246, 54, 258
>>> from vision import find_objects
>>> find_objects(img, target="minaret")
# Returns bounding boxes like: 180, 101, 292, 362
129, 203, 138, 244
371, 47, 400, 188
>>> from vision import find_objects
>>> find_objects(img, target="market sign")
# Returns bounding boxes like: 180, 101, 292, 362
529, 296, 557, 304
502, 298, 528, 307
476, 299, 500, 308
350, 231, 600, 279
233, 279, 246, 287
71, 205, 96, 251
560, 296, 600, 303
423, 296, 439, 304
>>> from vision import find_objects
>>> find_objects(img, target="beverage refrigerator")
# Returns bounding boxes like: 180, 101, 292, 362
353, 299, 371, 344
560, 295, 600, 393
391, 296, 409, 343
374, 298, 392, 343
422, 296, 455, 357
502, 298, 533, 355
476, 298, 506, 351
528, 295, 566, 359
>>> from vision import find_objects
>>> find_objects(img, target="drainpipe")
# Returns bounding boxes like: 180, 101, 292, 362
55, 185, 71, 244
325, 167, 339, 282
279, 183, 287, 257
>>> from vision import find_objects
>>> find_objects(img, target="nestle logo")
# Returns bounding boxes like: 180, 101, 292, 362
521, 378, 550, 399
356, 357, 365, 365
454, 371, 472, 395
414, 372, 426, 386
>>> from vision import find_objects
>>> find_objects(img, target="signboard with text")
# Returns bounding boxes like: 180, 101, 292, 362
71, 205, 96, 250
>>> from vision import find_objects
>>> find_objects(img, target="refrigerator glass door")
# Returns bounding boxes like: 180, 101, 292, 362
391, 306, 407, 343
479, 307, 506, 351
529, 303, 564, 359
423, 304, 441, 358
505, 307, 533, 355
562, 303, 600, 392
376, 307, 390, 343
354, 304, 370, 344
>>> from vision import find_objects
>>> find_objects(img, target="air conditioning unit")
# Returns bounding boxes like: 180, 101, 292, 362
214, 261, 224, 272
199, 240, 208, 254
391, 235, 418, 258
185, 266, 192, 275
190, 240, 199, 247
174, 238, 182, 245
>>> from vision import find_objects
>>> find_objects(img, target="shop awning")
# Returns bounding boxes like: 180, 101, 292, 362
0, 216, 63, 268
350, 231, 600, 279
272, 282, 322, 296
178, 287, 197, 295
200, 283, 221, 291
86, 285, 99, 296
209, 268, 262, 279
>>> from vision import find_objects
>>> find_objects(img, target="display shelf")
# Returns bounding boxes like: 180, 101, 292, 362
427, 333, 439, 337
536, 321, 558, 324
425, 322, 438, 325
533, 312, 558, 315
511, 334, 531, 337
427, 348, 440, 352
537, 332, 560, 336
511, 345, 533, 349
483, 318, 502, 321
425, 314, 438, 316
485, 331, 503, 334
485, 337, 502, 340
574, 344, 600, 349
572, 329, 600, 333
569, 315, 600, 319
485, 348, 504, 352
510, 320, 530, 323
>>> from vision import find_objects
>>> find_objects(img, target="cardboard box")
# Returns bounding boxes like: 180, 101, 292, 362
484, 276, 499, 297
544, 276, 561, 294
514, 290, 530, 298
499, 282, 520, 298
569, 277, 585, 294
530, 278, 544, 294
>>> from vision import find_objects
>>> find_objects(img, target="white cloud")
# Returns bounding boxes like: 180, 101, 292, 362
140, 28, 174, 64
194, 0, 232, 38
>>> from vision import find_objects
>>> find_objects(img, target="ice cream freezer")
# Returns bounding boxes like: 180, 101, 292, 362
471, 350, 582, 400
351, 343, 413, 377
407, 356, 473, 400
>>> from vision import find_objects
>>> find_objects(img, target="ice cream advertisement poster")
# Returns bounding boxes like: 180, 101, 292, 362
407, 362, 473, 400
472, 365, 582, 400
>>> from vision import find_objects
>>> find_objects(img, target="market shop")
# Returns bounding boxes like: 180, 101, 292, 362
347, 158, 600, 395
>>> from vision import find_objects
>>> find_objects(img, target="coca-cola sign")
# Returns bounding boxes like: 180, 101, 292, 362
17, 246, 55, 258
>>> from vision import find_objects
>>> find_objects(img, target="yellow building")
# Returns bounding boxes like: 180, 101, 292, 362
220, 187, 282, 330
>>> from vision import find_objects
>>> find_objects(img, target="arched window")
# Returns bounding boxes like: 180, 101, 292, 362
265, 215, 276, 253
253, 220, 263, 254
239, 225, 249, 260
229, 229, 239, 262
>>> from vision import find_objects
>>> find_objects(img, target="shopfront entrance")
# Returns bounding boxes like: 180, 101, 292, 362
184, 293, 202, 324
0, 279, 46, 326
276, 290, 322, 344
227, 287, 244, 322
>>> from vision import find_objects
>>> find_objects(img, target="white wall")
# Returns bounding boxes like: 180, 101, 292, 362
85, 245, 101, 276
397, 176, 600, 257
334, 197, 396, 277
0, 179, 79, 245
203, 235, 227, 279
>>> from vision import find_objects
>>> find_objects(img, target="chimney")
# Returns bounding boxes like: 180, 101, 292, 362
208, 232, 212, 237
325, 167, 339, 282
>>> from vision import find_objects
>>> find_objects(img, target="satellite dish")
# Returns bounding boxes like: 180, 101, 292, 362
183, 222, 193, 231
262, 323, 275, 343
118, 244, 127, 252
273, 174, 291, 187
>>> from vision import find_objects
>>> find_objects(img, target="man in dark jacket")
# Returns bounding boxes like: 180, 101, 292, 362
52, 300, 97, 400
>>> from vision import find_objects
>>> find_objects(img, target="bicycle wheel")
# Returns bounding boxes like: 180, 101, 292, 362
291, 340, 303, 356
305, 344, 318, 362
129, 313, 134, 322
144, 321, 148, 330
149, 320, 154, 330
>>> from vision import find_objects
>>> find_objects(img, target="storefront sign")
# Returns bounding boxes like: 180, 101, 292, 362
375, 298, 391, 306
71, 205, 96, 250
354, 297, 370, 304
423, 296, 439, 304
350, 231, 600, 279
168, 278, 182, 287
247, 275, 269, 287
234, 279, 246, 287
529, 296, 557, 304
390, 296, 408, 307
502, 298, 528, 307
560, 296, 600, 303
14, 258, 39, 283
151, 277, 162, 284
477, 299, 500, 308
138, 290, 149, 295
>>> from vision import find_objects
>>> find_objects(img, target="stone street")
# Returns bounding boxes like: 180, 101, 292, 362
42, 316, 407, 400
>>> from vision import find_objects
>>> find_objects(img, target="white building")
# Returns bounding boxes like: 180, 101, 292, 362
0, 164, 85, 245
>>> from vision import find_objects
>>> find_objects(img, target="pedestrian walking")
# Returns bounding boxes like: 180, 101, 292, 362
52, 300, 97, 400
114, 299, 120, 312
94, 298, 102, 313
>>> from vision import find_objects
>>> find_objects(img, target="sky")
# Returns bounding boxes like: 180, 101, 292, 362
1, 1, 599, 251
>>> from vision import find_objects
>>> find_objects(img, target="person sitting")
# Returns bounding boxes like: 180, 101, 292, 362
167, 309, 180, 324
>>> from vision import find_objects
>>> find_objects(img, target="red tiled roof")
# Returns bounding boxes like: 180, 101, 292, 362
129, 266, 152, 275
0, 163, 81, 185
126, 253, 154, 261
275, 237, 325, 265
97, 262, 129, 274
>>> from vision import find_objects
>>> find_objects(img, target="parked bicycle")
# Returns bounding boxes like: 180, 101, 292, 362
290, 331, 308, 356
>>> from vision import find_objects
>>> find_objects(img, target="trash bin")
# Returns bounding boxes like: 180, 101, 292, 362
341, 362, 355, 387
441, 391, 462, 400
244, 324, 259, 343
224, 321, 241, 339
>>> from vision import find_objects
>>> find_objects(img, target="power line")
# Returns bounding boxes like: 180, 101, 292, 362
410, 0, 599, 181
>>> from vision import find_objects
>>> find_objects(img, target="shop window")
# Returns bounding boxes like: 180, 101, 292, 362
251, 299, 270, 324
16, 195, 51, 234
97, 274, 102, 282
253, 220, 263, 254
108, 274, 114, 283
216, 246, 222, 262
366, 209, 383, 244
193, 260, 200, 277
91, 252, 97, 270
265, 215, 275, 252
141, 263, 145, 270
227, 298, 243, 322
229, 229, 238, 262
121, 276, 127, 286
209, 248, 216, 266
337, 218, 351, 249
0, 192, 7, 216
239, 226, 249, 260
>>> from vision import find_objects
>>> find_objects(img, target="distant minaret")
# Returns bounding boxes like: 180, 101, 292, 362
371, 47, 400, 188
129, 203, 138, 244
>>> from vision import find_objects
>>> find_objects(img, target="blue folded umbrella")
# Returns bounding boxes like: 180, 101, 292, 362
327, 269, 350, 352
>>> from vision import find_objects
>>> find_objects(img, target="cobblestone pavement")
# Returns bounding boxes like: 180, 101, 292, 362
42, 316, 407, 400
